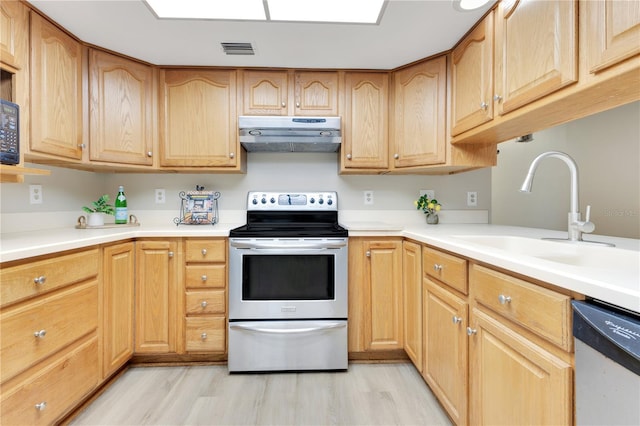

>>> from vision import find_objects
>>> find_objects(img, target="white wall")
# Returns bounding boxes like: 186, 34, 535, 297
491, 101, 640, 239
0, 153, 491, 229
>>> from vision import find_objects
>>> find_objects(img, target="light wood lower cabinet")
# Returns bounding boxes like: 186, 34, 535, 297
468, 308, 572, 426
135, 239, 180, 354
402, 240, 422, 370
348, 238, 403, 354
183, 238, 227, 354
102, 242, 134, 378
423, 279, 469, 426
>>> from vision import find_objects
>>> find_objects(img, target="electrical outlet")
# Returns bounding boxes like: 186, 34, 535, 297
29, 184, 43, 204
420, 189, 435, 200
364, 190, 374, 205
467, 191, 478, 207
155, 188, 166, 204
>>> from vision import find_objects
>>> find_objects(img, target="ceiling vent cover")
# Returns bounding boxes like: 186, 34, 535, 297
221, 42, 255, 55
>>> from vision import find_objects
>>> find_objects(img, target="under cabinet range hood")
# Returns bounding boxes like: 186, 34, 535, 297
239, 116, 341, 152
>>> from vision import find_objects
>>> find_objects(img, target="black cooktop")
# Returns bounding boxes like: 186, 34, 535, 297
229, 211, 348, 238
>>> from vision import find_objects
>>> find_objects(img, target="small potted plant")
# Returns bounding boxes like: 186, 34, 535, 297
82, 194, 115, 227
415, 194, 442, 224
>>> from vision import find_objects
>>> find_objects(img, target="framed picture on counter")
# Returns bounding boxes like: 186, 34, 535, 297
182, 190, 216, 224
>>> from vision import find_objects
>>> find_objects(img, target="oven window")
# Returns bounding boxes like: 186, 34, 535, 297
242, 254, 335, 300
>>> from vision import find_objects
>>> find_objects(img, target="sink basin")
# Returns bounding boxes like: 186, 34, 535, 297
452, 235, 640, 270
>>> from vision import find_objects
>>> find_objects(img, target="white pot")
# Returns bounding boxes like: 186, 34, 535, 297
87, 212, 105, 227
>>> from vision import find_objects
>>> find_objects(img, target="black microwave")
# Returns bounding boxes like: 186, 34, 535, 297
0, 99, 20, 165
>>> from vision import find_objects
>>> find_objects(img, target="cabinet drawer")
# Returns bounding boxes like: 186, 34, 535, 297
185, 317, 226, 352
185, 290, 226, 315
185, 239, 226, 263
423, 247, 468, 294
0, 336, 99, 426
470, 264, 571, 350
185, 264, 226, 289
1, 282, 98, 382
0, 248, 99, 308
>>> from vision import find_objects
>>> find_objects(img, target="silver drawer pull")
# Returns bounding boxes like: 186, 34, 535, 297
34, 329, 47, 339
201, 274, 208, 282
34, 402, 47, 411
201, 300, 208, 308
466, 327, 477, 336
201, 248, 207, 256
168, 251, 174, 258
452, 316, 462, 325
201, 332, 208, 341
498, 294, 512, 304
433, 264, 443, 271
33, 275, 47, 285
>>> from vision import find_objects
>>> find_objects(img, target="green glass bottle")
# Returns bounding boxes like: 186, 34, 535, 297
115, 185, 127, 224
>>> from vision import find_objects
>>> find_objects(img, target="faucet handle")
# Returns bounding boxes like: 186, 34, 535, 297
577, 205, 596, 234
584, 205, 591, 222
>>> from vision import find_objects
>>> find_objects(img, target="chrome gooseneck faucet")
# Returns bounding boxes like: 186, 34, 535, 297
520, 151, 606, 244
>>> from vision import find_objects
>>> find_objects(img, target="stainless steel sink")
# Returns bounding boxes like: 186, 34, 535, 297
452, 235, 639, 270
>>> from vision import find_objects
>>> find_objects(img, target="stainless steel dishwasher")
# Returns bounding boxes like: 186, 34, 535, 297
572, 300, 640, 425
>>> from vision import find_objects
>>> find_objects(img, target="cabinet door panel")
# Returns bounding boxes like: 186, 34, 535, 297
30, 12, 83, 160
342, 72, 389, 169
294, 71, 339, 116
495, 0, 577, 115
0, 1, 28, 69
89, 50, 154, 165
393, 56, 446, 167
242, 70, 289, 115
586, 0, 640, 73
469, 308, 572, 426
160, 69, 237, 167
402, 241, 422, 370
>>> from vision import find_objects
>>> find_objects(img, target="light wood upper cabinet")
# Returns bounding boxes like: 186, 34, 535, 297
0, 0, 27, 70
402, 241, 422, 371
341, 72, 389, 171
584, 0, 640, 74
451, 12, 494, 136
468, 308, 572, 426
102, 242, 134, 379
159, 69, 240, 169
135, 240, 180, 354
494, 0, 577, 115
392, 56, 447, 168
89, 49, 155, 166
29, 11, 83, 161
241, 69, 339, 116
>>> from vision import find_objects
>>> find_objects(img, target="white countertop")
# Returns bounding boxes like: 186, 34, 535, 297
2, 220, 638, 313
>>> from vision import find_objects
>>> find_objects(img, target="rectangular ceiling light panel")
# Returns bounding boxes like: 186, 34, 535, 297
145, 0, 266, 20
268, 0, 386, 23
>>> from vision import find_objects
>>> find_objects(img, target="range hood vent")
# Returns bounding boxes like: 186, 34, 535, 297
239, 116, 341, 153
221, 42, 255, 55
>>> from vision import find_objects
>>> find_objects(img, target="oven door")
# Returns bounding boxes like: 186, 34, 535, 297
229, 238, 348, 320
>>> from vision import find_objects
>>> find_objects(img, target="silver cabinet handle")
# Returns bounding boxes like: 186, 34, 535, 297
498, 294, 512, 304
493, 94, 502, 102
466, 327, 477, 336
33, 275, 47, 285
394, 153, 399, 159
433, 264, 443, 271
480, 102, 488, 110
452, 316, 462, 324
201, 332, 207, 341
201, 300, 208, 308
78, 143, 86, 149
34, 329, 47, 338
281, 101, 286, 107
34, 402, 47, 411
229, 152, 235, 159
201, 248, 207, 256
296, 101, 300, 108
168, 251, 174, 258
201, 274, 208, 282
346, 154, 352, 160
366, 250, 371, 257
147, 151, 153, 157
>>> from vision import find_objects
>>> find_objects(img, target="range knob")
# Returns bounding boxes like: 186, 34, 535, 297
270, 197, 276, 204
319, 199, 324, 205
261, 197, 267, 204
252, 199, 258, 205
310, 198, 315, 203
327, 199, 333, 205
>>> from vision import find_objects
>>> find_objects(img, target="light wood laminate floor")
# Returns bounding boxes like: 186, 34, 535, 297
70, 363, 452, 425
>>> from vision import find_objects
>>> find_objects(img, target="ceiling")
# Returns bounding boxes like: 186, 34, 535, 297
26, 0, 494, 70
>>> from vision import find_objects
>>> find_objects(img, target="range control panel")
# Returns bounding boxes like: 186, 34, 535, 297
247, 191, 338, 211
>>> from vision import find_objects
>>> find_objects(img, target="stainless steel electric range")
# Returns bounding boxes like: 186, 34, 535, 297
228, 191, 348, 372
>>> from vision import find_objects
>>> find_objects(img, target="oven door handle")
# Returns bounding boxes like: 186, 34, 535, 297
230, 322, 346, 335
230, 242, 347, 250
